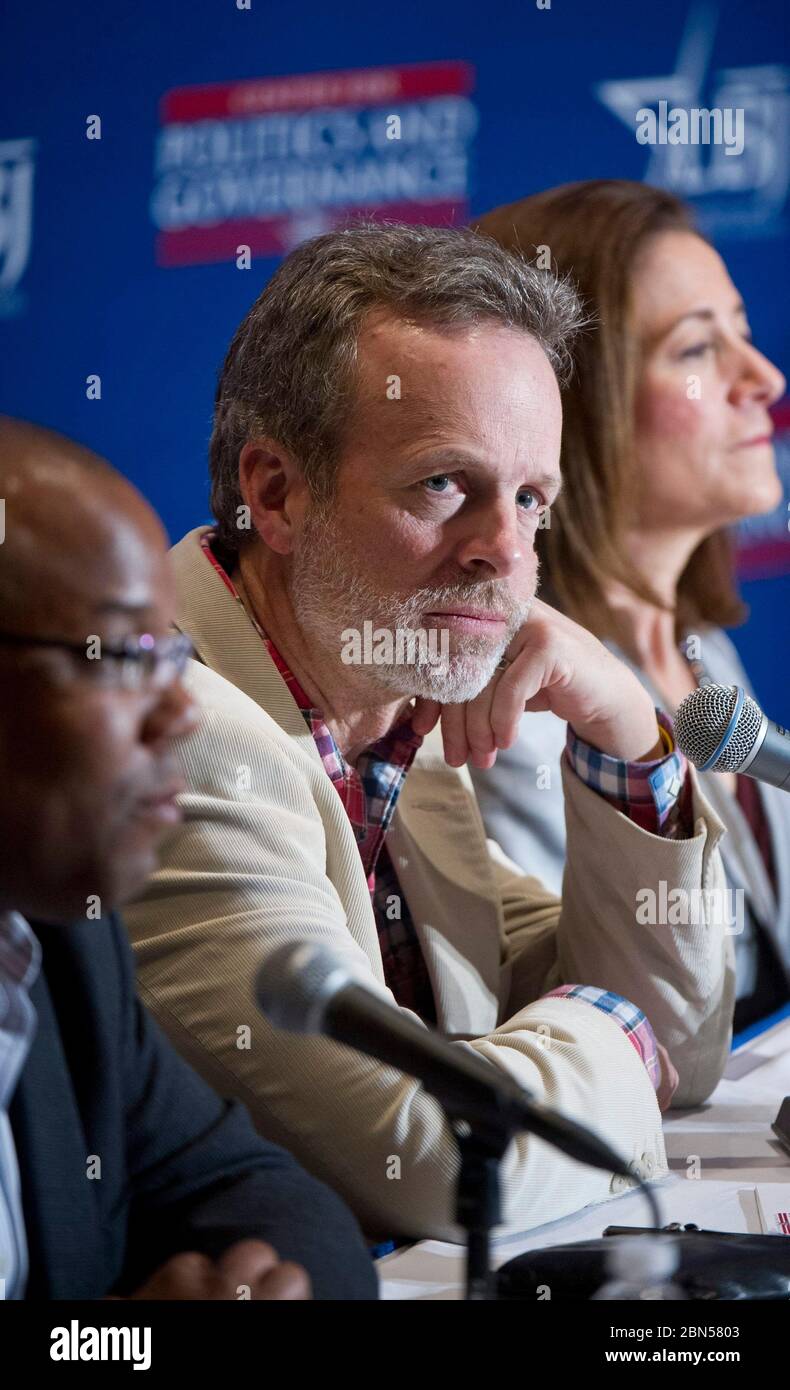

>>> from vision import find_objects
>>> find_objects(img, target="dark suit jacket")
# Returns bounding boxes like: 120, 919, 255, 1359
9, 915, 377, 1300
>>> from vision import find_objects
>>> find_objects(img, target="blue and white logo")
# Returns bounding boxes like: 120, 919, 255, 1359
0, 138, 36, 317
596, 4, 789, 237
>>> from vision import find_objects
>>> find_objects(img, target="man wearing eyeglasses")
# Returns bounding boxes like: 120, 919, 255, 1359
0, 416, 377, 1300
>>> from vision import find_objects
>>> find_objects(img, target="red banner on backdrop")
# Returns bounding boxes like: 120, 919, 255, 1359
159, 62, 474, 123
151, 61, 477, 267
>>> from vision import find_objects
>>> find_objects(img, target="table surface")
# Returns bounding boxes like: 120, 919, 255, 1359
378, 1010, 790, 1299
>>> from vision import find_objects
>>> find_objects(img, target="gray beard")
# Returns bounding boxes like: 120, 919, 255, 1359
289, 505, 532, 704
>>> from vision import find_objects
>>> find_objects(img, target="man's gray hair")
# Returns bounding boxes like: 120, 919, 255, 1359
209, 220, 584, 553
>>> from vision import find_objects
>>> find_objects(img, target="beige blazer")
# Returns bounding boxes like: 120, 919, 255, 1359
125, 527, 735, 1241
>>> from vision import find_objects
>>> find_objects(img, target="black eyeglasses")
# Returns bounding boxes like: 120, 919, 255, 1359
0, 629, 194, 691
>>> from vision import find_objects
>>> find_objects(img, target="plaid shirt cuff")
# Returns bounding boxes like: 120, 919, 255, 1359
564, 708, 692, 838
545, 985, 661, 1091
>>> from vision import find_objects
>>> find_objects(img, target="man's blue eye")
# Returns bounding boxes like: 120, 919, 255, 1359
424, 475, 451, 492
517, 488, 540, 511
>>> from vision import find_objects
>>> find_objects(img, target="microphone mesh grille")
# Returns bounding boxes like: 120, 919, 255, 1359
674, 683, 762, 772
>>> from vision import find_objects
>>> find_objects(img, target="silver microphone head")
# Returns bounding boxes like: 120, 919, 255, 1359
254, 940, 355, 1034
674, 683, 764, 772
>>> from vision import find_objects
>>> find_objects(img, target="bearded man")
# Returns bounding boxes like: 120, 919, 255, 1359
125, 222, 734, 1242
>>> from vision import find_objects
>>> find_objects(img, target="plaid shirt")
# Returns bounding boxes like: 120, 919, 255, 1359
201, 533, 435, 1017
200, 530, 691, 1086
544, 985, 660, 1089
566, 712, 692, 837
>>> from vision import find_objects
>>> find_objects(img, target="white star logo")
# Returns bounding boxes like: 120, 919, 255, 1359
594, 2, 790, 221
596, 2, 718, 194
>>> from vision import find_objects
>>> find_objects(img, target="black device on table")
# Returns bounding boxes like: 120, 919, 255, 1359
496, 1097, 790, 1299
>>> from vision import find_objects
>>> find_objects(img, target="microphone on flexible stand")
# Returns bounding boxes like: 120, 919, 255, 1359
254, 939, 662, 1298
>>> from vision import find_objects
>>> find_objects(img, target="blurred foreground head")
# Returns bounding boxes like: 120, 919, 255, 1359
0, 418, 199, 923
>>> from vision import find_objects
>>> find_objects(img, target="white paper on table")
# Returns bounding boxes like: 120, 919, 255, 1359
753, 1185, 790, 1235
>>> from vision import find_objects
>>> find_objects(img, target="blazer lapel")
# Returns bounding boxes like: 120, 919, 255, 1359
170, 528, 324, 772
10, 967, 104, 1299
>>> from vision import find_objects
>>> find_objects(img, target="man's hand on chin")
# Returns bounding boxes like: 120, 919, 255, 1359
412, 596, 663, 770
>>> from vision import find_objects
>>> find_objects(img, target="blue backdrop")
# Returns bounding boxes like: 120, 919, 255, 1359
2, 0, 788, 708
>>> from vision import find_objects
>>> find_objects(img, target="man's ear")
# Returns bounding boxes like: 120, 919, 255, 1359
238, 438, 307, 555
